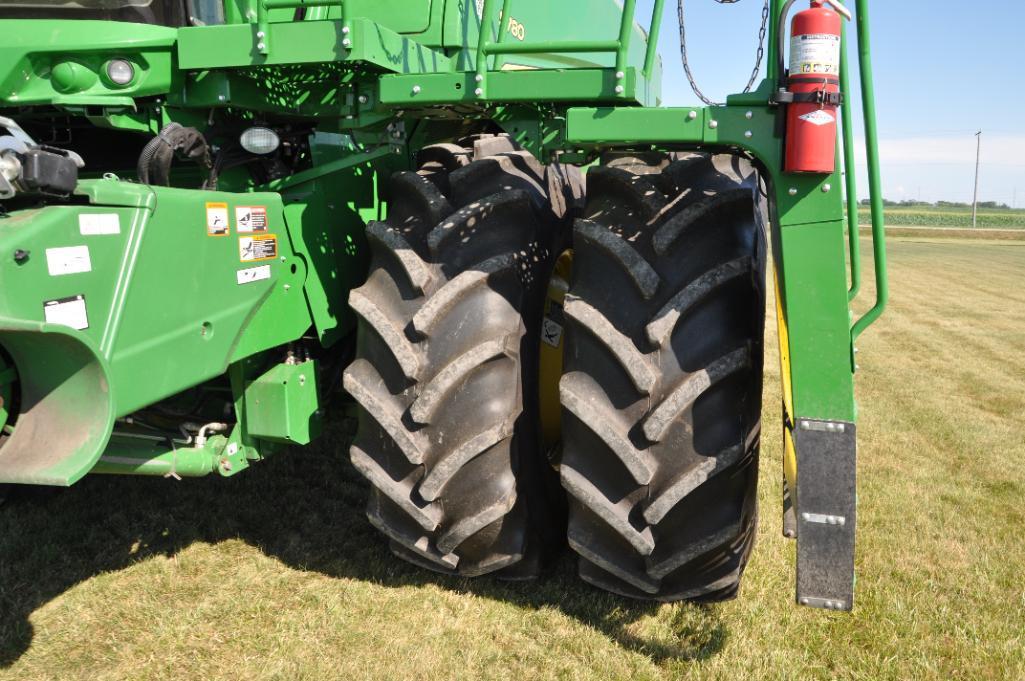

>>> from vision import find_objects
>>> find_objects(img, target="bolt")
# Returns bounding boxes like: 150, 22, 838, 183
745, 130, 753, 139
342, 25, 350, 34
257, 42, 266, 51
280, 256, 287, 262
256, 30, 265, 38
784, 530, 796, 538
284, 284, 291, 291
746, 110, 753, 119
822, 183, 832, 193
474, 87, 483, 97
614, 85, 624, 94
800, 598, 810, 605
358, 94, 368, 104
12, 249, 29, 264
789, 187, 798, 196
688, 110, 698, 120
709, 120, 718, 129
221, 459, 233, 472
615, 71, 624, 79
299, 374, 306, 386
217, 94, 226, 102
342, 38, 352, 48
474, 74, 483, 83
412, 85, 421, 95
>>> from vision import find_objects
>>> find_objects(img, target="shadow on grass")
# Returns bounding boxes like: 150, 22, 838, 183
0, 415, 728, 669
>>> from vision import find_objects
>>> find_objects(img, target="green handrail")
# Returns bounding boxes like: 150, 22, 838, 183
839, 11, 862, 301
850, 0, 888, 340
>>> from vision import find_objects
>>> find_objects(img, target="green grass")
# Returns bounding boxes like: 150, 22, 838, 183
857, 205, 1025, 229
2, 238, 1024, 680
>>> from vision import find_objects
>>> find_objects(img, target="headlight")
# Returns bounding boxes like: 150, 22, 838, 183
240, 127, 281, 155
104, 59, 136, 87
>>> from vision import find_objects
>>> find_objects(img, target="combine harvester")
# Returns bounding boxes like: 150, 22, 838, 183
0, 0, 886, 610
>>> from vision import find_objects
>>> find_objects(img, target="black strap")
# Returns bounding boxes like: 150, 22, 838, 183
772, 89, 844, 106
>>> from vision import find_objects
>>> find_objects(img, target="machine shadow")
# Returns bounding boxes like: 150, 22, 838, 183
0, 413, 728, 669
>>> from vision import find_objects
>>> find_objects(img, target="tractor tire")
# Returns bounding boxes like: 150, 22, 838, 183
344, 134, 580, 578
560, 153, 767, 601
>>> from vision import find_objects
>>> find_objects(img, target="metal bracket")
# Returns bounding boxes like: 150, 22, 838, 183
794, 418, 857, 611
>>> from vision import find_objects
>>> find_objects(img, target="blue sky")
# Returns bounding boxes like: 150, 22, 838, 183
636, 0, 1025, 205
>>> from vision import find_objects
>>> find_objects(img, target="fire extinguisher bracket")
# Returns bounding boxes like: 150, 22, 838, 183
773, 89, 844, 106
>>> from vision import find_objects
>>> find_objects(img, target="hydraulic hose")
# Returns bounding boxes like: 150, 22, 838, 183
137, 122, 212, 186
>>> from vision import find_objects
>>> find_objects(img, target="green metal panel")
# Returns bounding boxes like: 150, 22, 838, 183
0, 20, 175, 106
0, 180, 312, 417
176, 18, 450, 72
244, 360, 322, 445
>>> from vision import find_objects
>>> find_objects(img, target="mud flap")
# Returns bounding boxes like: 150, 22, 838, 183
794, 418, 857, 611
0, 317, 114, 486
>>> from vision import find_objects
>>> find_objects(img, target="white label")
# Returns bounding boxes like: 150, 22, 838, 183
237, 264, 272, 285
239, 234, 278, 262
541, 317, 563, 348
235, 205, 268, 233
46, 245, 91, 276
790, 33, 840, 75
43, 295, 89, 330
79, 213, 121, 236
206, 202, 230, 236
799, 110, 836, 126
475, 0, 484, 19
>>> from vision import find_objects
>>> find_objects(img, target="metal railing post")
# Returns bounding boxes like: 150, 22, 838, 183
850, 0, 888, 340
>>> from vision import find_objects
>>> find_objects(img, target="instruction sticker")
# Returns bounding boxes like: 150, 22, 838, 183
79, 213, 121, 236
45, 245, 91, 276
239, 234, 278, 262
43, 295, 89, 330
237, 264, 272, 285
206, 202, 230, 236
799, 110, 836, 127
235, 205, 268, 233
790, 33, 840, 76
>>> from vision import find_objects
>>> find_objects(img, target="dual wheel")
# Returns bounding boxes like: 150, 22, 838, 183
343, 136, 767, 600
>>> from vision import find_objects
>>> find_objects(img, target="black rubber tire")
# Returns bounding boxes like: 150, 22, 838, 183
559, 152, 767, 601
344, 134, 579, 578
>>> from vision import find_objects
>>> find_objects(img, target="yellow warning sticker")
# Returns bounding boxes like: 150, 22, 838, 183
206, 202, 230, 237
239, 234, 278, 262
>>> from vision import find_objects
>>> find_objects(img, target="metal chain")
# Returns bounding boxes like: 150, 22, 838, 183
678, 0, 770, 106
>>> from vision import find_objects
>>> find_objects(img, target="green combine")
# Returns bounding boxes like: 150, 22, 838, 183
0, 0, 887, 609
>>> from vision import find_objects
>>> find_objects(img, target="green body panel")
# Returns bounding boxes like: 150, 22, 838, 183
0, 21, 175, 106
244, 360, 321, 445
0, 180, 311, 417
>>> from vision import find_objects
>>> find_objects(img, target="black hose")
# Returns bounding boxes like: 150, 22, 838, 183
137, 122, 212, 186
777, 0, 800, 91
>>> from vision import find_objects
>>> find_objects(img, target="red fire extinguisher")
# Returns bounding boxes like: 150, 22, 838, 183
784, 0, 852, 174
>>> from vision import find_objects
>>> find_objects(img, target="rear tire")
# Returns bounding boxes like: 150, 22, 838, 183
344, 135, 579, 578
560, 153, 767, 600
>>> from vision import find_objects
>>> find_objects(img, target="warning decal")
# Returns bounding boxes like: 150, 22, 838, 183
206, 202, 230, 236
235, 205, 268, 233
239, 234, 278, 262
44, 294, 89, 331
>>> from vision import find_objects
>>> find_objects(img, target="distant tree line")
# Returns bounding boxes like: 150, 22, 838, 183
858, 199, 1014, 210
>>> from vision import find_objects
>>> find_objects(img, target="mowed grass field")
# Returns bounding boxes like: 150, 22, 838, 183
1, 237, 1024, 680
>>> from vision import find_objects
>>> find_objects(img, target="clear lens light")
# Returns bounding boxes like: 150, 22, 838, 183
105, 59, 135, 86
240, 127, 281, 155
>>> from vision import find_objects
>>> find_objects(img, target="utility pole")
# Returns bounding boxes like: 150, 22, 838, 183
972, 130, 982, 228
